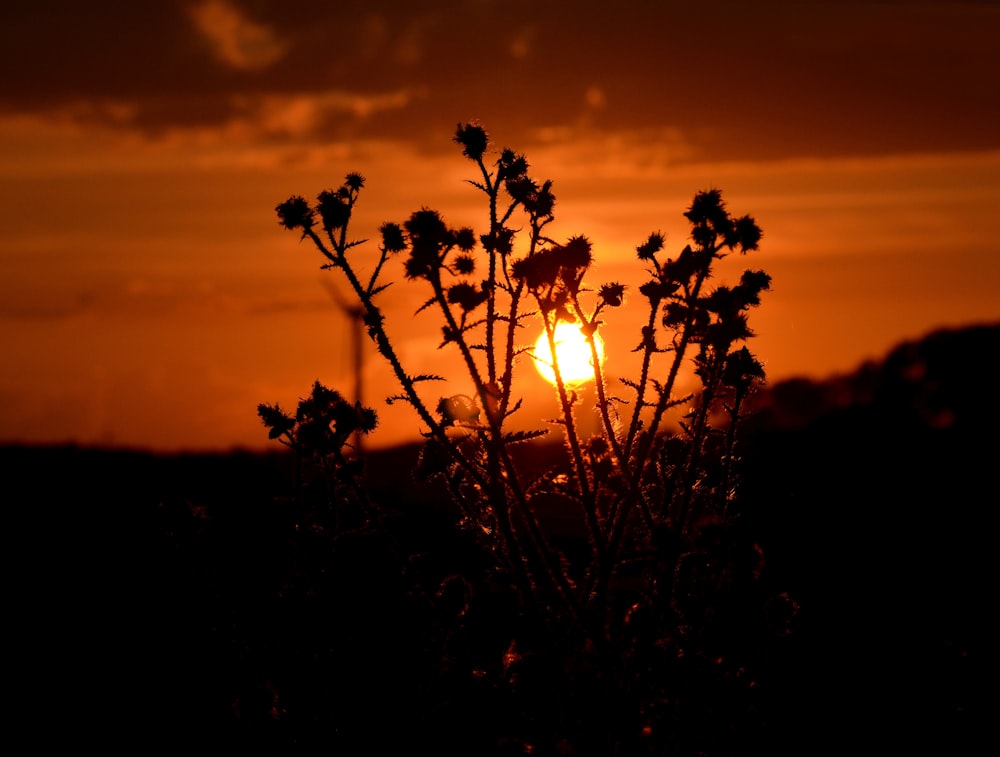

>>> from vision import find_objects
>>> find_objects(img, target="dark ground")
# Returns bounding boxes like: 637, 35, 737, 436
7, 323, 996, 753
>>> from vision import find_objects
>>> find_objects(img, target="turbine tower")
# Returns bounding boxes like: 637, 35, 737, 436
320, 277, 365, 455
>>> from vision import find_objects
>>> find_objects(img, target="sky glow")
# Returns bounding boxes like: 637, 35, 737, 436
1, 1, 997, 451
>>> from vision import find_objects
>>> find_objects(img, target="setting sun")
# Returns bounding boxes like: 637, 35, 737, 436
532, 321, 605, 385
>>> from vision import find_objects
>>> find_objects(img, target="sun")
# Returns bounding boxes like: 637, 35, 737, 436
532, 321, 605, 385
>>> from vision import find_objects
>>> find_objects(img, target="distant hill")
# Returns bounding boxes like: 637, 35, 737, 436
746, 320, 1000, 433
733, 321, 996, 753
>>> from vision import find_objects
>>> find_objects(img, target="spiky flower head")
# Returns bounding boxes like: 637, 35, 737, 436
454, 226, 477, 252
736, 269, 772, 305
454, 122, 489, 161
317, 189, 351, 231
598, 282, 626, 307
481, 226, 516, 256
561, 235, 593, 270
404, 208, 450, 279
453, 254, 476, 275
722, 346, 766, 389
498, 149, 529, 182
511, 252, 558, 291
257, 402, 296, 439
379, 222, 407, 253
684, 189, 727, 227
639, 279, 679, 304
437, 394, 480, 426
734, 215, 763, 252
529, 179, 556, 218
405, 208, 449, 241
504, 175, 536, 205
447, 282, 489, 312
276, 196, 314, 230
344, 173, 365, 191
636, 232, 665, 260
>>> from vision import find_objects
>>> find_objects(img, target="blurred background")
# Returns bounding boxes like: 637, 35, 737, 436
2, 0, 998, 452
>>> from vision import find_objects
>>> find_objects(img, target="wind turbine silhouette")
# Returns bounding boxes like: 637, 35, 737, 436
319, 276, 366, 455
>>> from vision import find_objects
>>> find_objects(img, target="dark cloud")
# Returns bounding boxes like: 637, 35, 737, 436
2, 0, 998, 160
1, 1, 199, 102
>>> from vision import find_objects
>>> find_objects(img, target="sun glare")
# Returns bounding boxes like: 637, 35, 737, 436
532, 322, 605, 385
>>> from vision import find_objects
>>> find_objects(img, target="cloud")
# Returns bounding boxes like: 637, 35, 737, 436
186, 0, 288, 71
508, 25, 535, 60
1, 2, 995, 162
584, 87, 606, 110
244, 88, 424, 137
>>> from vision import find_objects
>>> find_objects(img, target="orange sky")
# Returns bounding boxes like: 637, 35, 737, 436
1, 1, 999, 452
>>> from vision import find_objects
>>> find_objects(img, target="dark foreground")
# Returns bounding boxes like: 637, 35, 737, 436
8, 324, 995, 754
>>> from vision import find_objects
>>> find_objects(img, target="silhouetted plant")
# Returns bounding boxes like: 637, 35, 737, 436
258, 380, 377, 534
264, 123, 792, 754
